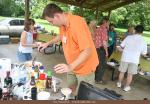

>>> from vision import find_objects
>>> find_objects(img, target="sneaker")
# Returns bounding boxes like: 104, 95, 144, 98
95, 80, 107, 85
117, 82, 121, 88
123, 86, 131, 92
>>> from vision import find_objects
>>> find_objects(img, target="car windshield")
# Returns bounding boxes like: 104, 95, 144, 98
0, 18, 13, 25
0, 18, 24, 26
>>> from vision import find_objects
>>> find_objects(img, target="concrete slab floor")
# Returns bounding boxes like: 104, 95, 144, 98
0, 44, 150, 100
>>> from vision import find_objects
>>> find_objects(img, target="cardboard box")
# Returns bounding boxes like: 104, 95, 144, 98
11, 37, 20, 44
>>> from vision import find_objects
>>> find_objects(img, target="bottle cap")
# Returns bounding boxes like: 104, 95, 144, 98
39, 73, 46, 80
39, 66, 44, 70
32, 66, 35, 70
6, 71, 10, 77
47, 70, 52, 77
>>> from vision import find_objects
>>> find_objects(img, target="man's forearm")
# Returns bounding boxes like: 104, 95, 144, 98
21, 43, 36, 47
69, 48, 92, 70
104, 46, 108, 53
47, 35, 61, 45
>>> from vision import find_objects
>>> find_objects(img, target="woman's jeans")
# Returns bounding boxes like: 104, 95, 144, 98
95, 47, 106, 81
17, 51, 32, 62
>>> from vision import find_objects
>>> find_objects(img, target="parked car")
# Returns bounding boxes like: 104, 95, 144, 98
0, 18, 46, 37
0, 18, 24, 37
0, 18, 24, 26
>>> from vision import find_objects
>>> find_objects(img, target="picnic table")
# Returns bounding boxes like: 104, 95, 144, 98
107, 50, 150, 81
36, 33, 62, 54
0, 60, 74, 100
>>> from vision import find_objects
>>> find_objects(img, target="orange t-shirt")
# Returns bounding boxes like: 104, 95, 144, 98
60, 13, 99, 76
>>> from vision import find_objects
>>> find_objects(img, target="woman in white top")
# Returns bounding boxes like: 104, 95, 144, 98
17, 19, 38, 62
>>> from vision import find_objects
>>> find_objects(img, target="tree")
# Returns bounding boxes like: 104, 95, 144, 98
0, 0, 24, 17
110, 7, 127, 26
109, 0, 150, 30
30, 0, 71, 18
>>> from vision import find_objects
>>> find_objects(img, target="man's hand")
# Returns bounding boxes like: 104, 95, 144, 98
116, 46, 123, 52
38, 42, 49, 52
53, 64, 73, 73
36, 42, 42, 46
32, 43, 38, 47
105, 51, 108, 57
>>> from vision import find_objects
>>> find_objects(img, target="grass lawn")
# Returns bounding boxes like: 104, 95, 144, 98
34, 18, 59, 33
0, 16, 7, 21
115, 28, 150, 44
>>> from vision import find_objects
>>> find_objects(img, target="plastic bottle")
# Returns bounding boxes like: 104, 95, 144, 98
0, 78, 2, 88
39, 66, 44, 73
0, 78, 2, 99
30, 76, 36, 86
2, 86, 8, 100
4, 71, 12, 87
19, 69, 27, 84
34, 66, 39, 80
31, 87, 37, 100
46, 70, 52, 89
38, 73, 46, 90
31, 66, 35, 77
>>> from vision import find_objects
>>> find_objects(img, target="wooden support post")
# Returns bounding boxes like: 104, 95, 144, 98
25, 0, 30, 21
80, 6, 83, 16
108, 10, 111, 19
95, 6, 99, 21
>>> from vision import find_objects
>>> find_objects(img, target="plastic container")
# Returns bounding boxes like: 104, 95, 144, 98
37, 91, 50, 100
39, 66, 44, 73
30, 76, 36, 86
38, 73, 46, 90
0, 58, 11, 87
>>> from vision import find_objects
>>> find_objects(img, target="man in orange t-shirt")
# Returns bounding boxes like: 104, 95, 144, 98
38, 3, 99, 93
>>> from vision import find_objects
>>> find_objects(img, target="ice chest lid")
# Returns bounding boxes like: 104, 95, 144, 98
0, 35, 9, 38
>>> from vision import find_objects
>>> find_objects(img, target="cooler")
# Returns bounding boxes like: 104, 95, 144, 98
0, 35, 10, 44
77, 81, 122, 100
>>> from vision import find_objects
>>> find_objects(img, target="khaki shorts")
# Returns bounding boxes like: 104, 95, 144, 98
67, 71, 94, 94
119, 62, 138, 75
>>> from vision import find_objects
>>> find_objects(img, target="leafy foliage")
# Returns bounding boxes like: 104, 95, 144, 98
30, 0, 70, 18
110, 0, 150, 30
0, 0, 24, 17
0, 0, 150, 30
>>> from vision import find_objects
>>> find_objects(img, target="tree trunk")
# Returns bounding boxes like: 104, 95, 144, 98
25, 0, 30, 21
95, 6, 99, 21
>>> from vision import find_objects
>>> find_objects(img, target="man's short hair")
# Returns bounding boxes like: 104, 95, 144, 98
98, 16, 109, 25
42, 3, 63, 19
103, 16, 109, 21
109, 23, 115, 27
135, 25, 144, 33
